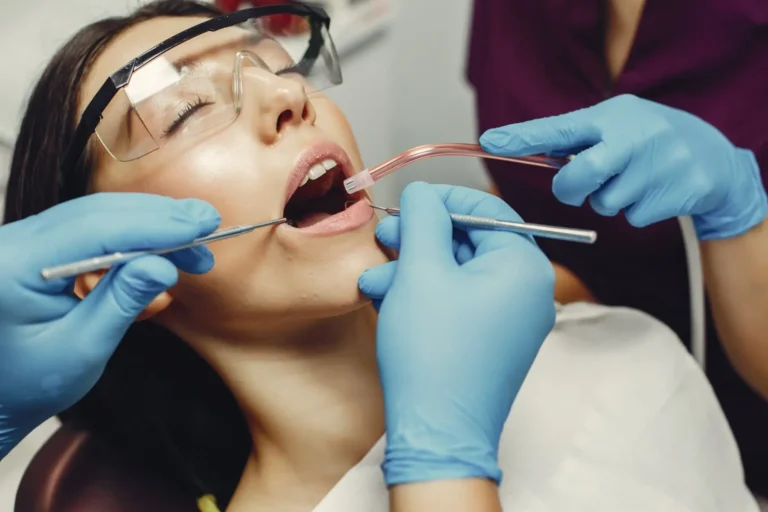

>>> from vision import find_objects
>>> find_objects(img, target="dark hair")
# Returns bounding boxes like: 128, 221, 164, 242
3, 1, 251, 506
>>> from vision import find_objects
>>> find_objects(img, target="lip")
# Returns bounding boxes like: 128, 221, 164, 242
284, 140, 356, 208
279, 140, 374, 238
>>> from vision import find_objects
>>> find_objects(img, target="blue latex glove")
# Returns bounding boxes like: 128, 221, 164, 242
358, 183, 555, 486
480, 94, 768, 240
0, 193, 220, 458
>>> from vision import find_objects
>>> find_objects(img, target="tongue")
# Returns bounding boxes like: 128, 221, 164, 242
295, 212, 333, 228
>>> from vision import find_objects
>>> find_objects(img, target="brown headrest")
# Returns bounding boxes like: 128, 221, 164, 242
16, 422, 195, 512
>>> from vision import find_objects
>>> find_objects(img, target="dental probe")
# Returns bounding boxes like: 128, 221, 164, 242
40, 218, 288, 280
344, 143, 570, 194
370, 205, 597, 244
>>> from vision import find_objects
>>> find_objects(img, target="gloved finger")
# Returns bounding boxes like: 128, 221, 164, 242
551, 138, 633, 207
375, 216, 401, 251
67, 255, 178, 362
377, 217, 473, 262
549, 145, 591, 158
453, 230, 474, 264
623, 196, 678, 228
464, 245, 556, 317
479, 109, 600, 157
30, 197, 220, 279
358, 261, 398, 299
587, 166, 643, 217
397, 182, 456, 269
429, 184, 535, 258
163, 245, 215, 275
38, 192, 183, 219
456, 243, 475, 265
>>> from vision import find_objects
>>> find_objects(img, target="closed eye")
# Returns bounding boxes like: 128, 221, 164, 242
163, 96, 214, 138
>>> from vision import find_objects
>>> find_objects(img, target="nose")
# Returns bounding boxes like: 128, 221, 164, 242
240, 69, 317, 144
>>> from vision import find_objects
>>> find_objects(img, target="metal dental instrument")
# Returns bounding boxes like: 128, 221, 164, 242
370, 205, 597, 244
40, 218, 288, 280
344, 143, 570, 194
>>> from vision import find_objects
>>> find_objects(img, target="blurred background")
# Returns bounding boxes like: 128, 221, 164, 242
0, 0, 487, 506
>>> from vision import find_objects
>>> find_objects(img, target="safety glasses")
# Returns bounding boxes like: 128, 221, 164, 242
62, 4, 340, 168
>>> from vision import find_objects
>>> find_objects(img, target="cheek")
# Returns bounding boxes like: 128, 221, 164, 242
95, 140, 282, 223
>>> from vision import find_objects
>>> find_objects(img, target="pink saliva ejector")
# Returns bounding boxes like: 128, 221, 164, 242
343, 143, 568, 194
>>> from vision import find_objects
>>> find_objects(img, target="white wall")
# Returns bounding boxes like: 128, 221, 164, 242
0, 0, 139, 223
381, 0, 490, 203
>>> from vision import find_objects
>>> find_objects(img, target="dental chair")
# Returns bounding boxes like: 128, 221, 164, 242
15, 420, 192, 512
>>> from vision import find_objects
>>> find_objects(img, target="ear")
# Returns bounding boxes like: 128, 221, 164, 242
73, 269, 174, 322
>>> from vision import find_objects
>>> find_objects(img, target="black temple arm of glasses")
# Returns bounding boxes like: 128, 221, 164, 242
296, 16, 327, 77
113, 4, 329, 87
60, 79, 118, 173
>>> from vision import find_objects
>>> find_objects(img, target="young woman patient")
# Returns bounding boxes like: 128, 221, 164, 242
3, 1, 758, 511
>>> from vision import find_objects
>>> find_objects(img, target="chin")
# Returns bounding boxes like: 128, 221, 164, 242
292, 242, 389, 319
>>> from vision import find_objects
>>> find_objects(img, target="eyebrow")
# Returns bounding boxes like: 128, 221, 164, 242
171, 54, 203, 71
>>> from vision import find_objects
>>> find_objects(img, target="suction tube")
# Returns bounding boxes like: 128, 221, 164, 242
679, 216, 706, 369
343, 143, 568, 194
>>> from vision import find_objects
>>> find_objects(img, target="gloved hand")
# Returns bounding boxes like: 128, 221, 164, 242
479, 94, 768, 240
358, 183, 556, 486
0, 193, 220, 457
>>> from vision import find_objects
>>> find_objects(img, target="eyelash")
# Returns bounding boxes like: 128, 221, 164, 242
161, 64, 304, 137
275, 62, 304, 76
163, 96, 212, 137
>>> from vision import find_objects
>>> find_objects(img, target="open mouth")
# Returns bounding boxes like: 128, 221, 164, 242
283, 158, 365, 229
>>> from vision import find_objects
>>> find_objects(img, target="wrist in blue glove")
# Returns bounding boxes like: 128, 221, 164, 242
480, 94, 768, 240
0, 193, 220, 458
358, 183, 555, 486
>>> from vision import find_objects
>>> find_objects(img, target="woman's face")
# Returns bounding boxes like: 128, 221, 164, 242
79, 16, 388, 337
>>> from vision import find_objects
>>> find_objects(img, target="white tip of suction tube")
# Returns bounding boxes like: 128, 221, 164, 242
344, 169, 375, 194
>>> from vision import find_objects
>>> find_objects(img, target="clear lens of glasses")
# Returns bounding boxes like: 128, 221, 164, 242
95, 14, 341, 162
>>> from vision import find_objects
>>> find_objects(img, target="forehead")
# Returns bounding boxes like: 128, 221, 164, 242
80, 16, 220, 116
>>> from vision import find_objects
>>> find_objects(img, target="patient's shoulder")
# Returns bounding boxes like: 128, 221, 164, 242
534, 302, 707, 419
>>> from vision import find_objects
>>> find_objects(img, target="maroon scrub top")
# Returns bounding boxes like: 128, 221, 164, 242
468, 0, 768, 494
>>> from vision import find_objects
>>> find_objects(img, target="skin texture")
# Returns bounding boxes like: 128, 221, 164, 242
74, 16, 390, 512
702, 219, 768, 399
604, 0, 646, 79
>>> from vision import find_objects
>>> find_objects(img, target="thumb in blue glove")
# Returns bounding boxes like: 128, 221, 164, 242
480, 94, 767, 240
359, 183, 555, 486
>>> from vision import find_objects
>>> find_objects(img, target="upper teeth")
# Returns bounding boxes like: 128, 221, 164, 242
301, 159, 338, 186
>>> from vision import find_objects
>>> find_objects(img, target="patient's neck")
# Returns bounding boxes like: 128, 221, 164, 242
203, 307, 384, 511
